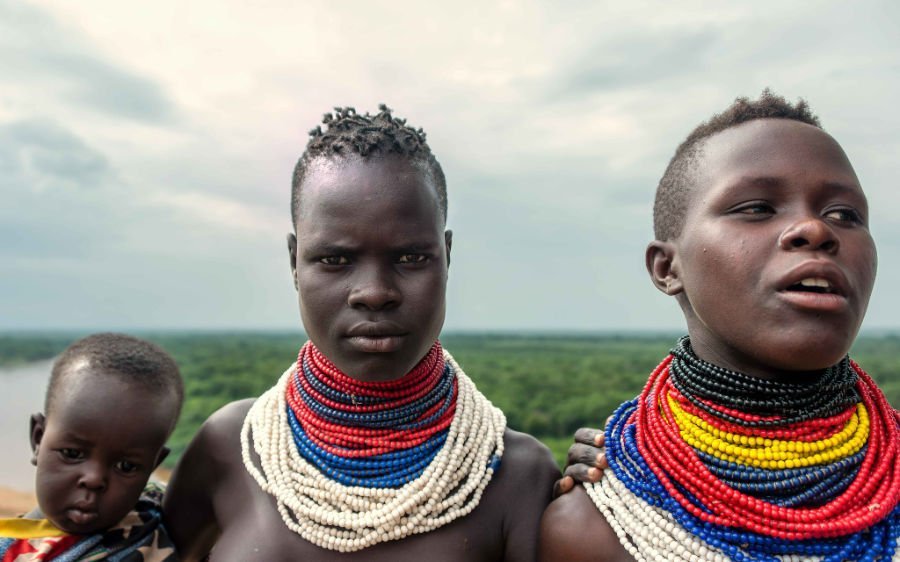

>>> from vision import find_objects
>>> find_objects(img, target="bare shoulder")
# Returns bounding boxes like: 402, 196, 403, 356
499, 428, 560, 483
196, 398, 255, 452
539, 486, 630, 562
163, 399, 256, 560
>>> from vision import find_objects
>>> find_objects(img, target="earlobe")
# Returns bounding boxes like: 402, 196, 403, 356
287, 233, 299, 291
444, 230, 453, 268
30, 413, 46, 466
646, 241, 683, 295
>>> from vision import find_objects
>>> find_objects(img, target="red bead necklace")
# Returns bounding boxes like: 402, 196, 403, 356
636, 356, 900, 540
286, 342, 458, 458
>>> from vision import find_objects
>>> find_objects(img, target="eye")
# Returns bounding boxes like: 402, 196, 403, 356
824, 208, 864, 225
115, 460, 141, 474
318, 256, 350, 266
732, 202, 775, 216
397, 254, 428, 264
58, 448, 84, 461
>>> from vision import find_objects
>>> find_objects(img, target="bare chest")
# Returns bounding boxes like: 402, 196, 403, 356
208, 463, 506, 562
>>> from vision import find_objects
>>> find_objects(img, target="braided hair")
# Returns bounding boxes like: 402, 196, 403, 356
654, 89, 822, 240
291, 105, 447, 225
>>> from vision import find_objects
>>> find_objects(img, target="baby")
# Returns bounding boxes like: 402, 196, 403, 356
0, 333, 183, 561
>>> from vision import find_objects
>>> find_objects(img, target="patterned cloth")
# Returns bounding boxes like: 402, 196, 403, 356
0, 483, 177, 561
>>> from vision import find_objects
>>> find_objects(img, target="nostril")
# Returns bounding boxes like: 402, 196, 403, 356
790, 238, 807, 248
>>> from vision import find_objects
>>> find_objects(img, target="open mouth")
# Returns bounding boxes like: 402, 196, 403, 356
785, 277, 838, 295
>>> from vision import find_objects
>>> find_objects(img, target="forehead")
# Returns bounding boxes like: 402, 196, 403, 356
51, 366, 175, 435
692, 119, 862, 202
296, 155, 444, 232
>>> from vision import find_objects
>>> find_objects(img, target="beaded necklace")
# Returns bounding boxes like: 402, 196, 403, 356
587, 336, 900, 561
241, 341, 506, 552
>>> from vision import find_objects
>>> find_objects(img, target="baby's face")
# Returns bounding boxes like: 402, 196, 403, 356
32, 370, 171, 534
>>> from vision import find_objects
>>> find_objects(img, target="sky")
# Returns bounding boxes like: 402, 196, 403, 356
1, 0, 899, 333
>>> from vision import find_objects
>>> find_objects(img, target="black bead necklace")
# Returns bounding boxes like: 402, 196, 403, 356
668, 336, 860, 427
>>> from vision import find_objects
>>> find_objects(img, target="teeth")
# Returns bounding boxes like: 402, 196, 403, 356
799, 278, 831, 289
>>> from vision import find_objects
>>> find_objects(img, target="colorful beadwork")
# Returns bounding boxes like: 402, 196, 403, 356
286, 342, 457, 486
241, 342, 507, 552
587, 336, 900, 561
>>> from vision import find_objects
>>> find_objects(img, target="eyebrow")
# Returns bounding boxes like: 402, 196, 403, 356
57, 433, 93, 447
303, 241, 440, 254
728, 176, 862, 194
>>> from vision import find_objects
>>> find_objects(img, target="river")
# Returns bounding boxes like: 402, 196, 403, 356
0, 359, 53, 492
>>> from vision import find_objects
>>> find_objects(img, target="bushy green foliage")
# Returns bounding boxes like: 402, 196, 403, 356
0, 334, 76, 366
4, 331, 900, 469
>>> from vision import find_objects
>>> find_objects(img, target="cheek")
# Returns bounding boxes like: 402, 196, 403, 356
35, 463, 73, 507
106, 479, 146, 509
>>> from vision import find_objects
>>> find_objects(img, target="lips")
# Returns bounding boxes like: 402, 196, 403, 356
345, 322, 408, 353
66, 507, 99, 525
777, 261, 850, 311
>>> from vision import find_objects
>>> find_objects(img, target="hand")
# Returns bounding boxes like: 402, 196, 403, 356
551, 424, 608, 498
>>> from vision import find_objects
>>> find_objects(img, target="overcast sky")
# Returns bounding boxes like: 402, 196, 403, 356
2, 0, 899, 333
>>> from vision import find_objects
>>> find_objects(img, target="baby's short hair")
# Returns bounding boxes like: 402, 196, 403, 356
291, 105, 447, 226
654, 89, 822, 240
46, 333, 183, 423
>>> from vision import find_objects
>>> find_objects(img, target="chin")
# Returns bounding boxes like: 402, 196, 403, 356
771, 336, 854, 372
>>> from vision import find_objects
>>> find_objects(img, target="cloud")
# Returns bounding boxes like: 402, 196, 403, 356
0, 118, 111, 193
0, 2, 175, 123
553, 28, 720, 98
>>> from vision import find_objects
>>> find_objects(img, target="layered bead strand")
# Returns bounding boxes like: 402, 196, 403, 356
587, 337, 900, 561
287, 342, 457, 487
241, 342, 506, 552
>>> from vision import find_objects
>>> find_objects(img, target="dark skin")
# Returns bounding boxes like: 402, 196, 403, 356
28, 365, 174, 535
164, 154, 559, 561
540, 119, 877, 562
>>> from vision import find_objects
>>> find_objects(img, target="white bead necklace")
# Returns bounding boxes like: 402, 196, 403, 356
586, 472, 900, 561
241, 350, 506, 552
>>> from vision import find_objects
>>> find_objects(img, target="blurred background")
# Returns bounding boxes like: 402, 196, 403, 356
2, 0, 899, 510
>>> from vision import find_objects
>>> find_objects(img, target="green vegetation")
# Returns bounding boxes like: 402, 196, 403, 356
0, 334, 77, 367
3, 332, 900, 469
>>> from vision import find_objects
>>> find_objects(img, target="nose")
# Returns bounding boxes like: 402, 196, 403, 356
347, 264, 401, 311
77, 461, 108, 492
778, 215, 839, 254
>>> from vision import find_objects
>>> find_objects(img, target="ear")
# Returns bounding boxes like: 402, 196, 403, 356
153, 446, 171, 470
287, 233, 299, 291
30, 413, 46, 466
444, 230, 453, 268
645, 240, 683, 296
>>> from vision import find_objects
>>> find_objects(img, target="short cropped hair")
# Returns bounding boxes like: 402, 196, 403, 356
290, 105, 447, 226
654, 89, 822, 240
46, 333, 184, 422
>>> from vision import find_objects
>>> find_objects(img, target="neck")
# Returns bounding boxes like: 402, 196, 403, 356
686, 333, 831, 383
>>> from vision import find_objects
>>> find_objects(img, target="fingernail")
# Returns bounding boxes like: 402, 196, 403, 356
588, 467, 600, 480
594, 434, 603, 446
596, 453, 604, 464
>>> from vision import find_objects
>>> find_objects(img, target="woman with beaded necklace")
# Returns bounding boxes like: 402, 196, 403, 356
162, 106, 560, 561
540, 91, 900, 562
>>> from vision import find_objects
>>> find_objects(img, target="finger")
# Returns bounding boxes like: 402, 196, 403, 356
563, 463, 602, 484
573, 427, 603, 446
567, 443, 605, 467
552, 475, 574, 498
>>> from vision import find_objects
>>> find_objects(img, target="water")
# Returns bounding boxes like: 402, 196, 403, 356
0, 360, 53, 491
